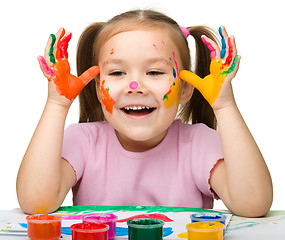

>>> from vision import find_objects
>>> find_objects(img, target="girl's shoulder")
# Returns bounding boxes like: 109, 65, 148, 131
173, 119, 218, 141
64, 121, 113, 140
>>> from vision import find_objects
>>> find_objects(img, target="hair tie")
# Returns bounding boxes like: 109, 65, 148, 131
179, 26, 190, 38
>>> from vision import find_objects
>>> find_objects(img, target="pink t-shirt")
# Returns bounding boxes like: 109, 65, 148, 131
62, 120, 223, 209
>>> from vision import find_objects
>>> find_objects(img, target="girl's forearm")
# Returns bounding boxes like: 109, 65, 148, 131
214, 102, 273, 216
16, 100, 69, 214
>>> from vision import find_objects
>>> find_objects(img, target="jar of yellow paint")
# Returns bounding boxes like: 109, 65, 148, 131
186, 221, 224, 240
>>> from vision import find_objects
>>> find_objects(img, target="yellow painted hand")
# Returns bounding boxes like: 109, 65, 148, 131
179, 26, 239, 106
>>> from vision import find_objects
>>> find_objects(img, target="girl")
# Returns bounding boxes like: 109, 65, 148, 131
16, 9, 273, 217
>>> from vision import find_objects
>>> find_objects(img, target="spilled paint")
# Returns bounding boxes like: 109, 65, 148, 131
57, 205, 222, 214
117, 214, 174, 223
100, 79, 115, 114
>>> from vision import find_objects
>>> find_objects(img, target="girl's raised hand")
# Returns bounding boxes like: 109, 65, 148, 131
179, 26, 241, 110
37, 28, 100, 107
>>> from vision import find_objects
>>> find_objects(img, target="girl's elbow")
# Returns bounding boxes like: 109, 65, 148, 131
17, 193, 61, 215
231, 196, 273, 218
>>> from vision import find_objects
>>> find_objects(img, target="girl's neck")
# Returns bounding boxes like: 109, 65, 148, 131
115, 129, 168, 152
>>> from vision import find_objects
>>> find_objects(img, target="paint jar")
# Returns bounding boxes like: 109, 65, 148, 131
127, 218, 164, 240
26, 214, 62, 240
190, 213, 226, 235
70, 222, 109, 240
190, 213, 226, 225
186, 222, 224, 240
82, 213, 118, 239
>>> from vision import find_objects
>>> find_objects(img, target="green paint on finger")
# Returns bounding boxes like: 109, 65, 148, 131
227, 55, 239, 74
49, 34, 56, 64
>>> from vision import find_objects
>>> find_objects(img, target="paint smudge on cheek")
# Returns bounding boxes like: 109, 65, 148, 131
110, 48, 114, 55
100, 80, 115, 114
163, 52, 181, 108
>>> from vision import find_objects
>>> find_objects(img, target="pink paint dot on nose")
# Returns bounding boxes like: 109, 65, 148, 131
129, 81, 138, 90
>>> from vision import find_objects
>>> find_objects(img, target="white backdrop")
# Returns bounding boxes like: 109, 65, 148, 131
0, 0, 284, 211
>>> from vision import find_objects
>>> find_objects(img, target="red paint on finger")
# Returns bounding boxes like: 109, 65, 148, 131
59, 32, 72, 59
55, 28, 66, 60
225, 37, 233, 66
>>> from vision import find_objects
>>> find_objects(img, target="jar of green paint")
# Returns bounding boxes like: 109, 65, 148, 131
127, 218, 164, 240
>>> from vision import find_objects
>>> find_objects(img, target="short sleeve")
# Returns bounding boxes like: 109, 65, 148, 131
191, 124, 224, 200
62, 124, 89, 183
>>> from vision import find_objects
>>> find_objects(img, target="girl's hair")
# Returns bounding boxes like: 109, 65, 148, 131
77, 9, 218, 129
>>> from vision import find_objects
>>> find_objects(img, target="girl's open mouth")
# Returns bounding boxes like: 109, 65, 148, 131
121, 106, 156, 116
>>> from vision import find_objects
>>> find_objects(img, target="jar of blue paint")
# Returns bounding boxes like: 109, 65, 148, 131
190, 213, 226, 225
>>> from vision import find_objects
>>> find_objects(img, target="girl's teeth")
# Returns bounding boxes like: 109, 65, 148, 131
124, 106, 148, 110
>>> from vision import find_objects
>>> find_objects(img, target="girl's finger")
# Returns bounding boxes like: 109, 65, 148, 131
201, 35, 220, 61
54, 28, 65, 61
227, 55, 241, 78
37, 56, 55, 79
230, 36, 237, 64
59, 32, 72, 60
44, 34, 53, 66
219, 26, 229, 59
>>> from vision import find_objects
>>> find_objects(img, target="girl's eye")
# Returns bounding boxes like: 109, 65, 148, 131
109, 71, 125, 76
147, 71, 164, 76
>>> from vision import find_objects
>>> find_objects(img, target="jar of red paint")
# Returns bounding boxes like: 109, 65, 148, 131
70, 222, 109, 240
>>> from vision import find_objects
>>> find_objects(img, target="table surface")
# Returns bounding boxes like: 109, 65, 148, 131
1, 206, 285, 240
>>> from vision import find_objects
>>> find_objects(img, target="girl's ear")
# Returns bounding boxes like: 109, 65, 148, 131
95, 76, 102, 103
179, 80, 194, 104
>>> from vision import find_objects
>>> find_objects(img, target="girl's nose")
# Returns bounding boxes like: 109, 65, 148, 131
129, 81, 138, 90
127, 80, 145, 94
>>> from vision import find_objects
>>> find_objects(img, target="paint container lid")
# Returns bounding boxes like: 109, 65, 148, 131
26, 214, 62, 223
127, 218, 164, 229
190, 213, 226, 224
186, 222, 224, 232
70, 222, 109, 233
82, 213, 118, 223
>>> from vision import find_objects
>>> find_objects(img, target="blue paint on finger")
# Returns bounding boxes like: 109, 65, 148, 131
219, 27, 226, 59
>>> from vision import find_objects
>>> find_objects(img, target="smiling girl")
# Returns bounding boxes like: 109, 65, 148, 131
17, 10, 273, 217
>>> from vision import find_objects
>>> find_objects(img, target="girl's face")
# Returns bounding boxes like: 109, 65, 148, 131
97, 29, 190, 151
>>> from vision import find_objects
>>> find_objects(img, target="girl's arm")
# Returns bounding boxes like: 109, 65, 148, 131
180, 26, 273, 217
210, 99, 273, 217
16, 28, 99, 214
16, 100, 76, 214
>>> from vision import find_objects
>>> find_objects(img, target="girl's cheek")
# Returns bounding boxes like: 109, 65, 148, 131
163, 66, 181, 109
100, 79, 115, 115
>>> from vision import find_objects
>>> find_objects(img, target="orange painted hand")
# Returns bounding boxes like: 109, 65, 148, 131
179, 26, 240, 107
38, 28, 99, 101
